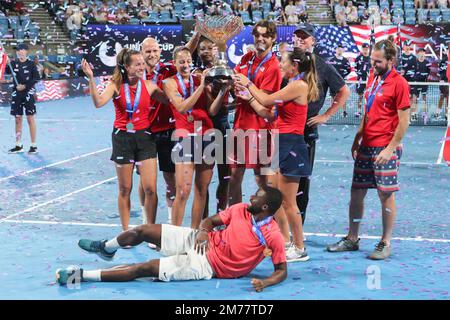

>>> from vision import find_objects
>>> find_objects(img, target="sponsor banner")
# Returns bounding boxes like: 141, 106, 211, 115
83, 24, 182, 76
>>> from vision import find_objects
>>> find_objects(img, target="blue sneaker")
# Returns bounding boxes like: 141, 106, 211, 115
55, 265, 83, 286
78, 239, 116, 261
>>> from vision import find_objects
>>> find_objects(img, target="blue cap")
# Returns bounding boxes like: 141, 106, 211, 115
15, 43, 29, 51
294, 23, 316, 38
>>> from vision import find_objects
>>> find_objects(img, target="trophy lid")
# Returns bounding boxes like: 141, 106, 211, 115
197, 15, 244, 45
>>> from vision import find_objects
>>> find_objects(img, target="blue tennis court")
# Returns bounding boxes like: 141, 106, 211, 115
0, 96, 448, 300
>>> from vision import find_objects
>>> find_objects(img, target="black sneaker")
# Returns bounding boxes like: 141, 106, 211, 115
326, 236, 360, 252
28, 146, 38, 154
343, 111, 348, 118
8, 145, 24, 153
78, 239, 116, 261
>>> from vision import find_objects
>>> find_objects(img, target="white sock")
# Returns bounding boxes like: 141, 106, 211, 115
167, 207, 172, 223
82, 270, 102, 282
104, 237, 121, 253
16, 141, 22, 147
31, 142, 36, 147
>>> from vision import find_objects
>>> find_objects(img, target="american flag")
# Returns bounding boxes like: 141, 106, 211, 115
35, 80, 69, 102
314, 25, 430, 81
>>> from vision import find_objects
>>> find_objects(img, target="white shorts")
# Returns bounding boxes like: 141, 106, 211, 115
158, 224, 214, 282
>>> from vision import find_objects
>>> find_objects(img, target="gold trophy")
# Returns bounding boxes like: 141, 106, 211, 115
197, 15, 244, 83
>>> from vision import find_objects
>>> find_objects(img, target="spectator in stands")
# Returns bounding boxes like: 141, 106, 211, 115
367, 5, 381, 26
243, 0, 252, 11
329, 44, 351, 117
231, 0, 242, 15
360, 9, 370, 25
427, 0, 436, 9
42, 67, 52, 80
334, 0, 347, 26
400, 40, 418, 120
116, 7, 131, 24
380, 6, 391, 25
136, 5, 148, 19
436, 41, 449, 120
284, 1, 299, 25
95, 7, 108, 23
355, 43, 371, 117
437, 0, 447, 8
346, 1, 359, 23
34, 57, 43, 79
13, 0, 26, 15
415, 0, 425, 8
411, 48, 431, 119
153, 0, 173, 13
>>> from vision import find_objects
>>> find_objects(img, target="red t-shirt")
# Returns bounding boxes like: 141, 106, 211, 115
277, 100, 307, 135
112, 79, 151, 131
169, 74, 213, 138
362, 68, 410, 147
146, 61, 178, 133
206, 203, 286, 279
234, 51, 282, 130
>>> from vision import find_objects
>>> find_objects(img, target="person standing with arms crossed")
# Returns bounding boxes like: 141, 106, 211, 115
292, 23, 350, 225
327, 40, 410, 260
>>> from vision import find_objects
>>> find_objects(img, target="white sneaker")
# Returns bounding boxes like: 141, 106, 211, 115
286, 244, 310, 262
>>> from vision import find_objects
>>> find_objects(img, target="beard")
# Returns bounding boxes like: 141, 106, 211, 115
247, 204, 263, 215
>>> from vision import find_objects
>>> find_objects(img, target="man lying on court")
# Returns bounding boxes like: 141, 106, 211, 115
56, 186, 287, 292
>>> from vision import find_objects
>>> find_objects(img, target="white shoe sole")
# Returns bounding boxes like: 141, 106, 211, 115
287, 255, 310, 262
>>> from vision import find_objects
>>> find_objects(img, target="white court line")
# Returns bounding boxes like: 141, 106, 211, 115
0, 147, 112, 182
1, 219, 448, 243
0, 118, 110, 122
0, 176, 117, 223
315, 159, 442, 166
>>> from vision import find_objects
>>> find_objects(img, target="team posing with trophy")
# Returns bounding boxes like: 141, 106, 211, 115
56, 17, 411, 290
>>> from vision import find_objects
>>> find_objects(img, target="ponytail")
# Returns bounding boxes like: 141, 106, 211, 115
111, 48, 141, 86
289, 48, 319, 102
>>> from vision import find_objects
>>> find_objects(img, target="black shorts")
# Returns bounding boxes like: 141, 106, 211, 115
275, 133, 311, 178
10, 92, 36, 116
154, 128, 176, 173
356, 83, 366, 95
439, 85, 449, 95
212, 114, 230, 164
110, 128, 157, 164
172, 135, 216, 164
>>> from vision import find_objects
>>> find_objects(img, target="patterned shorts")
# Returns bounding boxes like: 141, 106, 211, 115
352, 146, 402, 192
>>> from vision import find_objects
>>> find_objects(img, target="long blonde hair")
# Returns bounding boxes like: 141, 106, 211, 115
289, 48, 319, 102
111, 48, 141, 86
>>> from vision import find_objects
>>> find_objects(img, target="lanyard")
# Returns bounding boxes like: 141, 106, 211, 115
365, 69, 391, 114
247, 52, 272, 82
143, 63, 161, 83
251, 215, 273, 247
124, 80, 142, 121
289, 72, 304, 83
176, 73, 194, 99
